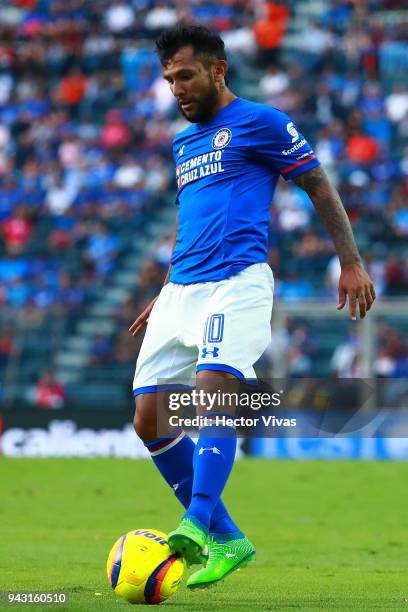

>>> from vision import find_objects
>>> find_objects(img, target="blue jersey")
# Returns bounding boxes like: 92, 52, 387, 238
170, 97, 320, 284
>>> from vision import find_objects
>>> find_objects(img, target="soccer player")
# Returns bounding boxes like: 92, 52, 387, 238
129, 25, 376, 588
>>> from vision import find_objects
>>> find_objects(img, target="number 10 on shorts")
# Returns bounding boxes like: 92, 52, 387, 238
203, 314, 225, 345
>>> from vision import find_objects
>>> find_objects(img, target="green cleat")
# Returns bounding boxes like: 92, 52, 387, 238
168, 518, 209, 567
187, 534, 256, 589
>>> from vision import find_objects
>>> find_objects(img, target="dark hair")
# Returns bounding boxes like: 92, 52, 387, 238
155, 24, 228, 82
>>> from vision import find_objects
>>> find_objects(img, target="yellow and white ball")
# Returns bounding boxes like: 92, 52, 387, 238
107, 529, 184, 605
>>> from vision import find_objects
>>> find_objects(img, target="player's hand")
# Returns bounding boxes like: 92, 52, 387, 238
129, 297, 158, 336
337, 262, 376, 320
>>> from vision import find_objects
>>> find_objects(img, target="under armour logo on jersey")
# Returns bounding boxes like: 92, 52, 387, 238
172, 483, 179, 492
201, 347, 219, 358
178, 144, 185, 156
198, 446, 221, 455
287, 121, 299, 143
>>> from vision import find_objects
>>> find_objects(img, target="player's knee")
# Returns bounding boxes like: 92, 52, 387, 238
196, 369, 237, 393
133, 395, 158, 443
196, 370, 239, 414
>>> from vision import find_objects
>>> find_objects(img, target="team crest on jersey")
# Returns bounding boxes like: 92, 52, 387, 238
212, 128, 232, 150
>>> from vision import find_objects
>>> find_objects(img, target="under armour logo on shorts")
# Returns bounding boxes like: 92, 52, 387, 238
201, 347, 219, 358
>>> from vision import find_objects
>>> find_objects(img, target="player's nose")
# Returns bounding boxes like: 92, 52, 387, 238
173, 81, 186, 98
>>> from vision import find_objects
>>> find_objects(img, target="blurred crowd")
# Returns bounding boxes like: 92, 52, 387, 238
0, 0, 407, 399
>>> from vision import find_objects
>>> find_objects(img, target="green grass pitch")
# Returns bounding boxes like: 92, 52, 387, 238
0, 458, 407, 611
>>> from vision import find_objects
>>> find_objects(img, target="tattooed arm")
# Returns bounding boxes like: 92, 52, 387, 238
293, 166, 376, 319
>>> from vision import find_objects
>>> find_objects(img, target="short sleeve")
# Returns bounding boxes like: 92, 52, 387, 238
252, 107, 320, 181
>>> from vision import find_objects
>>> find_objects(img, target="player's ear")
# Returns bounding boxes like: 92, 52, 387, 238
212, 59, 228, 85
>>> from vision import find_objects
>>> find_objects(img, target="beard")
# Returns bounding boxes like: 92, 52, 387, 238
178, 80, 220, 123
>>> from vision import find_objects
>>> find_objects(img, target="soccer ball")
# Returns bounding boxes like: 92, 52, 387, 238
107, 528, 184, 605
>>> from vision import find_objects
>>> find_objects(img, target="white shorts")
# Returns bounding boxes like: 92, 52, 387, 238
132, 263, 274, 396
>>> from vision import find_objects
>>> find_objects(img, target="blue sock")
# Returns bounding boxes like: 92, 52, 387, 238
185, 421, 237, 531
144, 430, 240, 534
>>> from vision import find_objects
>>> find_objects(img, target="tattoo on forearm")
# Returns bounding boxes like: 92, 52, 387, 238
293, 166, 361, 267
